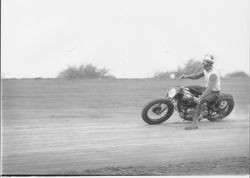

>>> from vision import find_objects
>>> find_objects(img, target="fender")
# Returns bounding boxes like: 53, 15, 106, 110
219, 93, 234, 101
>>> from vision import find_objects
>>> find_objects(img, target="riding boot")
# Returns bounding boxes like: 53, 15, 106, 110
201, 104, 208, 117
185, 104, 203, 130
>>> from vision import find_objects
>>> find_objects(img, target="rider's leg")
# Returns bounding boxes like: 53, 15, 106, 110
194, 103, 203, 125
185, 103, 202, 130
185, 92, 218, 130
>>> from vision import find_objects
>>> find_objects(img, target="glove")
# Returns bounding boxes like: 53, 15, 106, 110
179, 74, 187, 79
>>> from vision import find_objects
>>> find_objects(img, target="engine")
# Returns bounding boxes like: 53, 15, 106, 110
178, 103, 209, 120
177, 102, 196, 120
186, 107, 196, 118
178, 107, 196, 120
177, 88, 197, 120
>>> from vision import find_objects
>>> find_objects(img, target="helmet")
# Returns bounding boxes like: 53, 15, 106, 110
203, 54, 215, 65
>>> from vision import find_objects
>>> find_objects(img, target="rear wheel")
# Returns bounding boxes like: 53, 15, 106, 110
141, 99, 174, 125
207, 99, 235, 121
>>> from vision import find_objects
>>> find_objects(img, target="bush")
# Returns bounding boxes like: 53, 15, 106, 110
57, 64, 116, 79
154, 59, 203, 78
224, 71, 249, 78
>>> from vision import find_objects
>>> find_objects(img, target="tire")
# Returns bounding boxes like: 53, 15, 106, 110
207, 98, 235, 122
141, 98, 174, 125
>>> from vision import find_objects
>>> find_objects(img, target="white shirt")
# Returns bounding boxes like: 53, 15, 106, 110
203, 67, 221, 91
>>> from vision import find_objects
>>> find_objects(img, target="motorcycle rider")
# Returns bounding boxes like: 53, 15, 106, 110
180, 54, 221, 130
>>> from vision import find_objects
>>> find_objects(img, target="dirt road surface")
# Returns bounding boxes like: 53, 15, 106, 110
2, 78, 249, 175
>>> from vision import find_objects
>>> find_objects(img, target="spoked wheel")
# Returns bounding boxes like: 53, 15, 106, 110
141, 99, 174, 125
207, 99, 235, 121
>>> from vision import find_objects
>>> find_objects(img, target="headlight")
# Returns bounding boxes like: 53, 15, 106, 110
168, 88, 177, 98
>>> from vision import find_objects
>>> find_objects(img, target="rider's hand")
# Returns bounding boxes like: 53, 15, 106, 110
194, 97, 201, 104
179, 74, 187, 79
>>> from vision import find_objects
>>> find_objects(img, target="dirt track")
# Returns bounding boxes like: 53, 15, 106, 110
2, 79, 249, 175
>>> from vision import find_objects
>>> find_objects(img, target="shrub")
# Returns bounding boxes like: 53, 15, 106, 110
57, 64, 116, 79
154, 59, 203, 78
224, 71, 249, 78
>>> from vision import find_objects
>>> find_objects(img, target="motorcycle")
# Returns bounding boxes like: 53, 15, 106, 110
141, 80, 235, 125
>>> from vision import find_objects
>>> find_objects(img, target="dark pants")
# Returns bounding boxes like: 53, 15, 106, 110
187, 85, 220, 104
200, 91, 220, 104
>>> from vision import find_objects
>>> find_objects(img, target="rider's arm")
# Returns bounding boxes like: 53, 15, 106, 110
184, 71, 204, 80
200, 74, 217, 100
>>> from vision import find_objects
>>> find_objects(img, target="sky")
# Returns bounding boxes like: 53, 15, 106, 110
1, 0, 249, 78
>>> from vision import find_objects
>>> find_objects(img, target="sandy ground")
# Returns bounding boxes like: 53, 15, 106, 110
80, 157, 249, 175
1, 79, 249, 176
2, 109, 249, 175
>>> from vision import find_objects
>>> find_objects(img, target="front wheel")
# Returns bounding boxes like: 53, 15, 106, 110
141, 98, 174, 125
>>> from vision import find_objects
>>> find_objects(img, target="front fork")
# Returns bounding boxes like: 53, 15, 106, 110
153, 97, 173, 115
